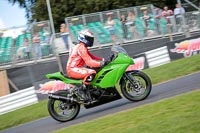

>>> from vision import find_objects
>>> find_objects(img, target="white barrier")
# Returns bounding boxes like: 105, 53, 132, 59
0, 87, 38, 115
145, 46, 171, 68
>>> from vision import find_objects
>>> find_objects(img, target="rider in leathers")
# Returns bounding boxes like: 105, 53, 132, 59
66, 29, 104, 101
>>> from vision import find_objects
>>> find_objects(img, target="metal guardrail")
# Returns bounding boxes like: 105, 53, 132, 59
145, 46, 171, 68
0, 87, 38, 115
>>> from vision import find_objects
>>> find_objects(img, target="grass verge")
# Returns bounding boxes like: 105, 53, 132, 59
143, 54, 200, 84
0, 100, 48, 131
54, 90, 200, 133
0, 54, 200, 131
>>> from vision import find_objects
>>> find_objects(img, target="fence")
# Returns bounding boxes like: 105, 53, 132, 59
0, 87, 38, 115
0, 21, 54, 66
65, 4, 200, 45
0, 4, 200, 68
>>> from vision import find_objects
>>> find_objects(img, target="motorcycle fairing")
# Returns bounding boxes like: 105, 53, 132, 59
91, 53, 134, 88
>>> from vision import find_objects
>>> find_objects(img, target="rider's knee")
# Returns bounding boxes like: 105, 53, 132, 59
83, 73, 96, 85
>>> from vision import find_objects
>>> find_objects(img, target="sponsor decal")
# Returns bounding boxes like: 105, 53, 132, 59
36, 80, 74, 94
170, 38, 200, 57
126, 57, 145, 71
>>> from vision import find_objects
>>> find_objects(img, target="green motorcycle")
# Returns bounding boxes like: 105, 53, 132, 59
46, 45, 152, 122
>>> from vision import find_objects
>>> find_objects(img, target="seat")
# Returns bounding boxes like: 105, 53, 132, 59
160, 18, 168, 34
0, 37, 14, 63
60, 71, 83, 80
70, 25, 85, 41
87, 22, 113, 44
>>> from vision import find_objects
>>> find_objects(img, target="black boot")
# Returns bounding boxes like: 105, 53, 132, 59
77, 85, 90, 102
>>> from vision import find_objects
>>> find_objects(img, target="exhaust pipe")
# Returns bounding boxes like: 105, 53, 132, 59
48, 93, 78, 103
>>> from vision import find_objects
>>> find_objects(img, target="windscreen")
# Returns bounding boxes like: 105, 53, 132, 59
111, 45, 128, 55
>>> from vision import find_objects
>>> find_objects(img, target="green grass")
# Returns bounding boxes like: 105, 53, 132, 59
0, 54, 200, 131
54, 90, 200, 133
143, 54, 200, 84
0, 100, 49, 131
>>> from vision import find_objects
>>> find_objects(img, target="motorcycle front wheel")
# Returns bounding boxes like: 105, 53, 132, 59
120, 70, 152, 102
48, 90, 80, 122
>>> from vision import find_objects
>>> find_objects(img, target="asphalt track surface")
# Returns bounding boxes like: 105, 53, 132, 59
1, 72, 200, 133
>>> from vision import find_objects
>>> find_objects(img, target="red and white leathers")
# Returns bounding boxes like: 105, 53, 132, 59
66, 42, 103, 84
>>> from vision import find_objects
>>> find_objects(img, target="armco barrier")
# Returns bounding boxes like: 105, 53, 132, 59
145, 46, 171, 68
0, 87, 38, 115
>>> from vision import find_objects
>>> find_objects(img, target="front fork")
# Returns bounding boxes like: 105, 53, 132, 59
123, 71, 141, 92
123, 72, 135, 86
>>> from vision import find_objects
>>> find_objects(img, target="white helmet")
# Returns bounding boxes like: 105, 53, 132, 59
78, 29, 94, 47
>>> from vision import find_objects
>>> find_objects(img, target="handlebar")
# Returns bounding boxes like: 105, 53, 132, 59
86, 53, 116, 71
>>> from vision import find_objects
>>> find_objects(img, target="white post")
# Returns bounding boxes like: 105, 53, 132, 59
46, 0, 55, 35
46, 0, 63, 72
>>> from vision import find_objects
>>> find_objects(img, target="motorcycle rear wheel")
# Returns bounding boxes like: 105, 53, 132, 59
48, 90, 80, 122
121, 70, 152, 101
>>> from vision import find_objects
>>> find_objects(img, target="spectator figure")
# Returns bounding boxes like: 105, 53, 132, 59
0, 32, 3, 38
44, 33, 51, 44
174, 4, 185, 28
127, 11, 136, 38
142, 10, 151, 26
43, 33, 52, 56
161, 6, 174, 25
120, 15, 127, 40
105, 15, 115, 43
161, 6, 174, 33
153, 8, 162, 34
60, 23, 69, 50
23, 37, 31, 60
162, 6, 174, 17
32, 33, 42, 59
142, 10, 152, 36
